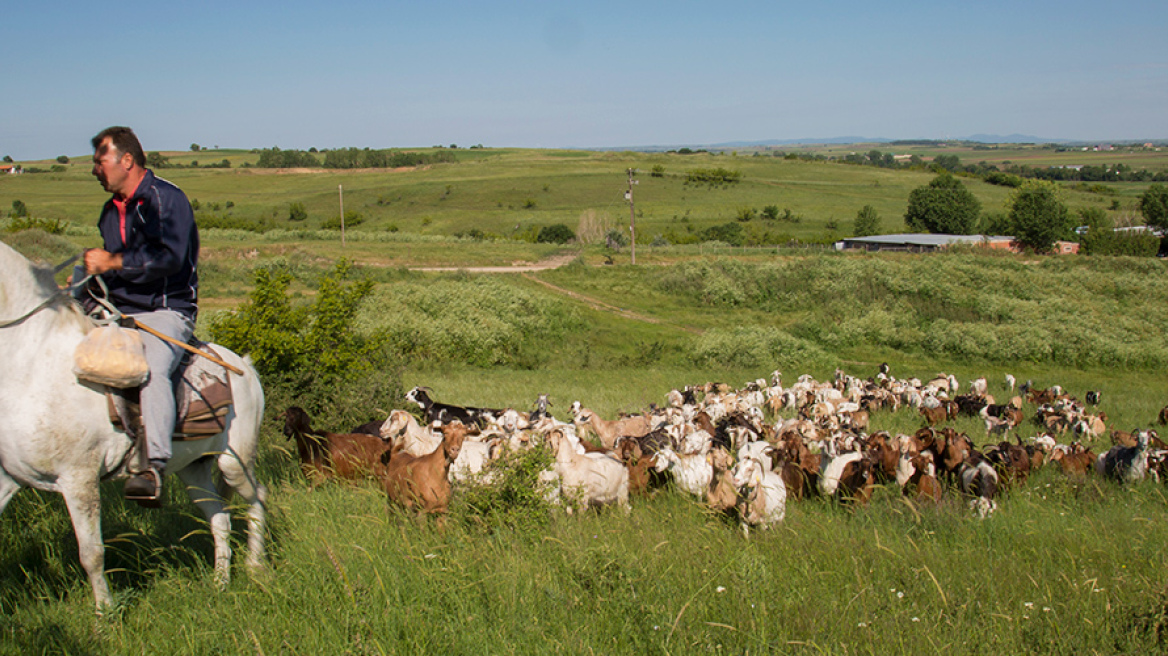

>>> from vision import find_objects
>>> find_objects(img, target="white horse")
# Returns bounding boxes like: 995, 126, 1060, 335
0, 241, 267, 610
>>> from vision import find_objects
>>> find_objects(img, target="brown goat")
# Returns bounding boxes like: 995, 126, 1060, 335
381, 421, 467, 518
706, 447, 738, 514
1051, 444, 1096, 477
283, 406, 391, 484
619, 440, 662, 497
920, 405, 948, 427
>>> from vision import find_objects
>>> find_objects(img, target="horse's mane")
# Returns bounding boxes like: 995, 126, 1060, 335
0, 241, 90, 330
0, 240, 58, 294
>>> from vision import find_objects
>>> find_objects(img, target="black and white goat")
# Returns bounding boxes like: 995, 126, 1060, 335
1097, 429, 1152, 483
405, 386, 501, 428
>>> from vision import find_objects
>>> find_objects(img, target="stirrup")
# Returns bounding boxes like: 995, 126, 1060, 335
125, 467, 163, 508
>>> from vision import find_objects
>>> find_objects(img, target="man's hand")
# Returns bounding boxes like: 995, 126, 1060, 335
83, 248, 124, 275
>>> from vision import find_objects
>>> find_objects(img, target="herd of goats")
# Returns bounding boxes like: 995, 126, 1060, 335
281, 366, 1168, 532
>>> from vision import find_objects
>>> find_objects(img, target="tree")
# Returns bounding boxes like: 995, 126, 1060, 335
10, 200, 28, 218
190, 143, 201, 152
933, 154, 961, 172
853, 205, 882, 237
56, 155, 69, 164
3, 155, 13, 163
1077, 207, 1112, 255
904, 172, 981, 234
1139, 184, 1168, 230
1009, 182, 1070, 252
146, 151, 170, 168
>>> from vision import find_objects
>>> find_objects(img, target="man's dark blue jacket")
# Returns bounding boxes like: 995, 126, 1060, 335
95, 169, 199, 320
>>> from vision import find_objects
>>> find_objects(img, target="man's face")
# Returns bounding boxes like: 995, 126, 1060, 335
91, 137, 131, 196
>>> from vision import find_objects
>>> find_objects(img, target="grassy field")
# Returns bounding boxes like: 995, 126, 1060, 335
3, 146, 1168, 653
2, 144, 1162, 258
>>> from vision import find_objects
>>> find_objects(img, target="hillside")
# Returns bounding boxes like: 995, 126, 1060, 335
1, 144, 1162, 263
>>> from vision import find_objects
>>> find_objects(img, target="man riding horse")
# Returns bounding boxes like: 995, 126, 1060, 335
85, 126, 199, 504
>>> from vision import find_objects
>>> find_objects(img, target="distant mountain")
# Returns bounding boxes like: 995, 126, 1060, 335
597, 134, 1087, 152
961, 133, 1070, 144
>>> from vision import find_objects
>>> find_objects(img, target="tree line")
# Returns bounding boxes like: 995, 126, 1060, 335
255, 147, 456, 169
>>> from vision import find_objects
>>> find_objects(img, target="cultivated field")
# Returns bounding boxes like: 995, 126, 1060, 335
1, 146, 1168, 654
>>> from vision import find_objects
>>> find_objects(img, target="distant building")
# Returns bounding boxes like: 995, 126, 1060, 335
834, 233, 1016, 253
835, 233, 1083, 255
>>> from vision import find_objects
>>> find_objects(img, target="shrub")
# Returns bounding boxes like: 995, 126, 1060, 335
690, 326, 834, 370
537, 224, 575, 244
699, 222, 745, 246
354, 277, 582, 368
321, 211, 364, 230
735, 207, 757, 222
451, 445, 555, 530
288, 202, 308, 222
10, 200, 28, 218
208, 260, 381, 379
4, 216, 65, 235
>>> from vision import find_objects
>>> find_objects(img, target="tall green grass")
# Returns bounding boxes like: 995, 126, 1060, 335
3, 468, 1167, 655
4, 233, 1168, 654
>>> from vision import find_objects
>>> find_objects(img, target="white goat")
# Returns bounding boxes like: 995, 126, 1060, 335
380, 410, 442, 456
548, 429, 630, 514
652, 446, 712, 498
733, 456, 787, 535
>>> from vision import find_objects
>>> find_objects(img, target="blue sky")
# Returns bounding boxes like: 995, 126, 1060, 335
2, 1, 1165, 160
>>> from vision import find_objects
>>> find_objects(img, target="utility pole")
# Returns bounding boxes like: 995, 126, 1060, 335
338, 184, 345, 247
625, 168, 638, 265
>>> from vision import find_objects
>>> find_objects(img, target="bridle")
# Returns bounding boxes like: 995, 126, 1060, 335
0, 254, 86, 329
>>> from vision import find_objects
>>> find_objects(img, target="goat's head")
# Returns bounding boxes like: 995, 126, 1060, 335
379, 410, 411, 441
441, 421, 469, 461
283, 406, 311, 439
405, 387, 432, 407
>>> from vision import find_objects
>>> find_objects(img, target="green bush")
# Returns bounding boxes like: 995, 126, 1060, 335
690, 325, 834, 370
288, 202, 308, 222
354, 277, 583, 368
653, 255, 1168, 370
321, 211, 364, 230
537, 224, 575, 244
451, 445, 555, 530
208, 259, 399, 423
209, 259, 382, 378
4, 216, 65, 235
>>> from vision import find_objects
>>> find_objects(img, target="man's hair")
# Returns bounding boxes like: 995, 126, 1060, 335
91, 126, 147, 168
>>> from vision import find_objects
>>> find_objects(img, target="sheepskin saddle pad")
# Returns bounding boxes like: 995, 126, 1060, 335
106, 343, 234, 441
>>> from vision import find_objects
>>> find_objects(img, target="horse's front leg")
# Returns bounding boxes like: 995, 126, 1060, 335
176, 458, 232, 589
59, 476, 112, 611
0, 468, 21, 515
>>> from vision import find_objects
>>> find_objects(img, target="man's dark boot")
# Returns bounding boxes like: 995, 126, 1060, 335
125, 465, 163, 508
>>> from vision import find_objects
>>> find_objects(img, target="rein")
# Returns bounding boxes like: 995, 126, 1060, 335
0, 254, 85, 329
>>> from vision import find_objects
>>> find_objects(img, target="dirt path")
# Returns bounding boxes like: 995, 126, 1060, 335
408, 252, 579, 273
410, 252, 702, 334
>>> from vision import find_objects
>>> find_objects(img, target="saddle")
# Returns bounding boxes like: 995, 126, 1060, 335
106, 341, 234, 441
